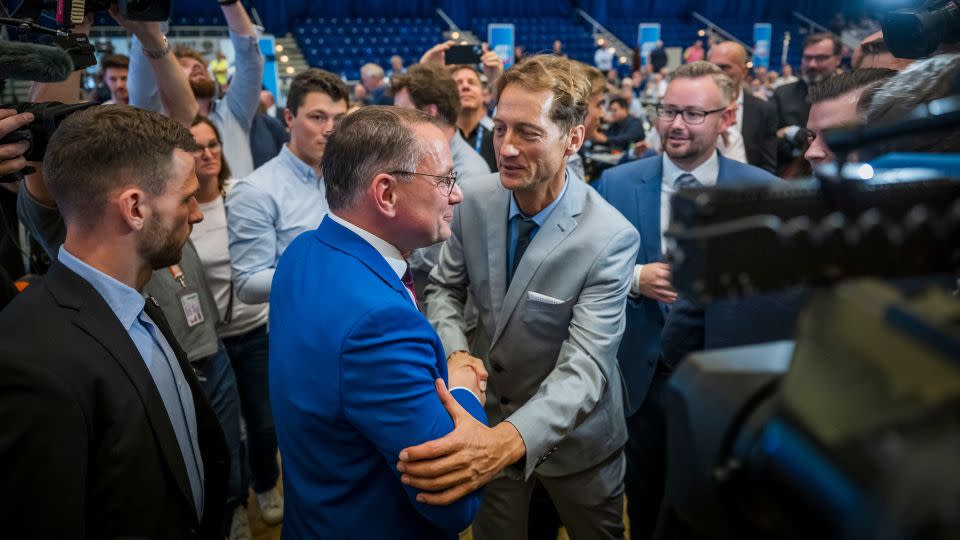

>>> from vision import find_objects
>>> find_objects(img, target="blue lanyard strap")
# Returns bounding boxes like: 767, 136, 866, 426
474, 124, 484, 154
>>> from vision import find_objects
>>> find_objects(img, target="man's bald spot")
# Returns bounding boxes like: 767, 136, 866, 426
710, 41, 748, 65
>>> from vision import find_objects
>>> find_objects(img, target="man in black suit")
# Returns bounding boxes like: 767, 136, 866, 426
594, 96, 646, 152
708, 41, 778, 173
650, 40, 668, 74
771, 33, 842, 173
0, 106, 228, 539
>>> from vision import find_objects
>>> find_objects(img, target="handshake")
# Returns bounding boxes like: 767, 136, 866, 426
446, 350, 488, 405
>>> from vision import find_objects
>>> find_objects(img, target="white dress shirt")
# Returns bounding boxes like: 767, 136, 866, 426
327, 213, 413, 306
630, 152, 720, 296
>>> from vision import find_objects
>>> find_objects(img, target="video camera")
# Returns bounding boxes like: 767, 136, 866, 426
0, 101, 97, 183
883, 0, 960, 59
654, 75, 960, 539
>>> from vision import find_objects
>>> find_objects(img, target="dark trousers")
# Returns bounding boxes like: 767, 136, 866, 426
625, 372, 669, 540
223, 324, 280, 494
195, 341, 245, 534
528, 479, 562, 539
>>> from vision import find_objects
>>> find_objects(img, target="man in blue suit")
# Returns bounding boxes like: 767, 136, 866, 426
593, 62, 780, 540
269, 106, 489, 540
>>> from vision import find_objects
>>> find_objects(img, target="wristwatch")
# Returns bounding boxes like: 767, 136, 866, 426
219, 0, 240, 5
142, 35, 171, 59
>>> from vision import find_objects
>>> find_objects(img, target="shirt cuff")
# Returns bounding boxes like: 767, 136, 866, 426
448, 386, 483, 407
629, 264, 645, 298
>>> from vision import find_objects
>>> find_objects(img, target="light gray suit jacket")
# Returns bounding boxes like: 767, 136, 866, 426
425, 172, 640, 480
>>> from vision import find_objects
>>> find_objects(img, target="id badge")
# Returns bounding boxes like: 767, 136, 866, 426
177, 286, 206, 328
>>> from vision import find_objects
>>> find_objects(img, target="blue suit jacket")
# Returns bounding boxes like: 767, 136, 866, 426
269, 217, 487, 540
593, 153, 780, 414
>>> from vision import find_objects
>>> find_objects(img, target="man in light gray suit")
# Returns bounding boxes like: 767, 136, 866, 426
396, 55, 640, 539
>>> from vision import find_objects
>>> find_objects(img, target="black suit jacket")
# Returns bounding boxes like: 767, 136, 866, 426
772, 80, 811, 171
0, 261, 228, 540
659, 291, 809, 371
741, 91, 779, 174
772, 79, 810, 129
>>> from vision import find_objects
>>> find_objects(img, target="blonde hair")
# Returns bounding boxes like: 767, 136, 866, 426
668, 61, 736, 106
495, 54, 591, 133
576, 61, 607, 98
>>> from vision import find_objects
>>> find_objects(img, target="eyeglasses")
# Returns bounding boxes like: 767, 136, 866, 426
655, 105, 727, 125
193, 140, 221, 156
389, 170, 459, 196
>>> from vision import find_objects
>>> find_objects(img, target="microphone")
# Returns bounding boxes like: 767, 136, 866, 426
0, 40, 75, 82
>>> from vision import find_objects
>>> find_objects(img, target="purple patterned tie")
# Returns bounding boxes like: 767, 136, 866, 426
401, 264, 418, 306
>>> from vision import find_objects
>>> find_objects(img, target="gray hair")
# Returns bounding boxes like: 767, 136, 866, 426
867, 53, 960, 153
668, 61, 736, 106
360, 63, 385, 80
321, 106, 439, 211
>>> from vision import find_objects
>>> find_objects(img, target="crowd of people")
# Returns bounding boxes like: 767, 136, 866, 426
0, 3, 958, 539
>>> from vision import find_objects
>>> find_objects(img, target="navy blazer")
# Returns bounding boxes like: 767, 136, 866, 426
593, 153, 780, 414
269, 217, 487, 540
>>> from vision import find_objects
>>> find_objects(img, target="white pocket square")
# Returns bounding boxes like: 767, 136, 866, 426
527, 291, 566, 305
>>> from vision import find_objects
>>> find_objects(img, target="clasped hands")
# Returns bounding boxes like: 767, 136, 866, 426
395, 351, 525, 506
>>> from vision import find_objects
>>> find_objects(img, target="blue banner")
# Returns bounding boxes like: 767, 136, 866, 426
638, 23, 661, 68
752, 23, 772, 69
259, 36, 281, 105
488, 23, 516, 69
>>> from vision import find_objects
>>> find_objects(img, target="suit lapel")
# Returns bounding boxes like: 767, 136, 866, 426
491, 180, 583, 347
318, 216, 409, 303
486, 190, 510, 326
45, 263, 199, 516
635, 157, 664, 264
741, 92, 758, 141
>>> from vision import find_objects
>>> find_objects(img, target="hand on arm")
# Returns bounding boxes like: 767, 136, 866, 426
397, 379, 525, 505
634, 262, 677, 303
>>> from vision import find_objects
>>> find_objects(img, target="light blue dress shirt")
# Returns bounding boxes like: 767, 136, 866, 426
506, 170, 571, 281
57, 247, 206, 518
226, 144, 328, 304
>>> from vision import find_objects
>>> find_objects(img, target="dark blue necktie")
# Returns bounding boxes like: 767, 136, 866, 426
510, 216, 538, 285
675, 173, 701, 190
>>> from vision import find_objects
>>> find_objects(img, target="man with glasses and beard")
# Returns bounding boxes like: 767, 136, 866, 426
593, 61, 779, 540
127, 0, 264, 178
772, 32, 843, 172
0, 106, 228, 540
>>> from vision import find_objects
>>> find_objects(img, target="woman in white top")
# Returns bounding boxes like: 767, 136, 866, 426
189, 117, 283, 534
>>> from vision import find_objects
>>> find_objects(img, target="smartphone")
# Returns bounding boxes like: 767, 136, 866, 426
446, 44, 482, 65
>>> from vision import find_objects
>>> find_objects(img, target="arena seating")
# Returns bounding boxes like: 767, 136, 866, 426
294, 17, 445, 80
469, 17, 596, 65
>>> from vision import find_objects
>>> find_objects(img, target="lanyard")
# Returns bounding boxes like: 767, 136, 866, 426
474, 124, 484, 154
168, 265, 186, 288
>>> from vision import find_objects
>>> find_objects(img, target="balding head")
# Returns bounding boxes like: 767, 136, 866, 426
708, 41, 749, 89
